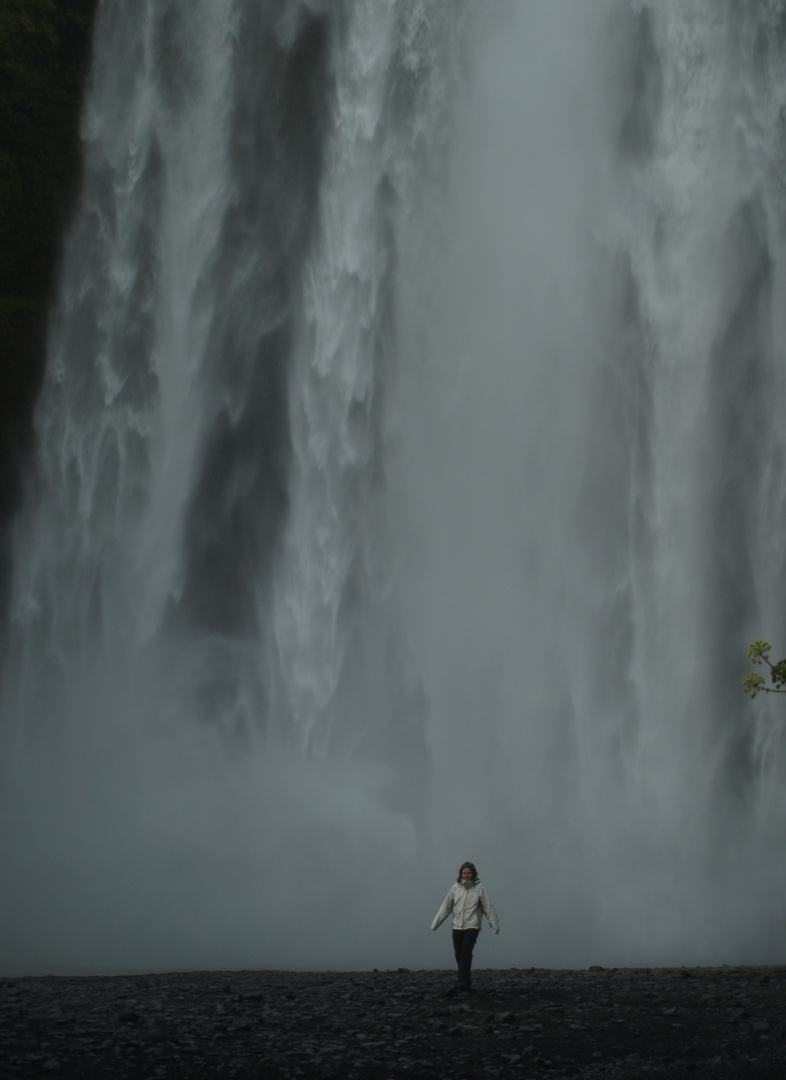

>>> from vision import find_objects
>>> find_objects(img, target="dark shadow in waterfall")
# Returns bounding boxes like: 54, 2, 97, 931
173, 9, 331, 649
573, 248, 653, 775
607, 2, 663, 160
703, 198, 774, 800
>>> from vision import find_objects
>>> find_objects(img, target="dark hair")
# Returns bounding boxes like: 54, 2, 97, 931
457, 861, 478, 883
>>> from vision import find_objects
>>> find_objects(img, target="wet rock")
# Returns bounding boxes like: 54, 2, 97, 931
1, 965, 786, 1077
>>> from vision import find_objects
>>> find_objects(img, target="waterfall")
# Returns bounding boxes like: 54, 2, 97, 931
2, 0, 786, 974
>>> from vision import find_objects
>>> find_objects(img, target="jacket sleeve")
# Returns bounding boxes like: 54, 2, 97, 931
480, 886, 499, 933
430, 886, 455, 931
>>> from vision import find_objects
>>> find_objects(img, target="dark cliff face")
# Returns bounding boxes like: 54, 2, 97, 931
0, 0, 100, 605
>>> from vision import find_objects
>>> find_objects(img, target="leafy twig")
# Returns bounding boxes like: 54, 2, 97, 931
743, 640, 786, 699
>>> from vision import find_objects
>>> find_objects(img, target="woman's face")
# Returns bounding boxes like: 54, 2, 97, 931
461, 867, 474, 882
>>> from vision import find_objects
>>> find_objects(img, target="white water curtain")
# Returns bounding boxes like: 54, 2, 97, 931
1, 0, 786, 974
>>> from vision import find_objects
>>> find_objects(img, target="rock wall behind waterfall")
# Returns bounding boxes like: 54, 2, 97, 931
0, 2, 100, 615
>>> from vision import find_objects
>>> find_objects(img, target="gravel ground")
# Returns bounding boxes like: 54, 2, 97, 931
2, 965, 786, 1079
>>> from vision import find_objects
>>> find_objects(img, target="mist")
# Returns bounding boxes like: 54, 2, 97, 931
2, 0, 786, 975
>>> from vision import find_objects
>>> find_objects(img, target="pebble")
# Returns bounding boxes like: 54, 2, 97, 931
1, 966, 785, 1077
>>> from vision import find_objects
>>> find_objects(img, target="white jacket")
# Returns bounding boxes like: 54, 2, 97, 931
431, 879, 499, 934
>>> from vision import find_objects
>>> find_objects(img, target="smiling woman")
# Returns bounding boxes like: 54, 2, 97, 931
431, 863, 499, 992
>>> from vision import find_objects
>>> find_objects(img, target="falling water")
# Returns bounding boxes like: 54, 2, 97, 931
3, 0, 786, 974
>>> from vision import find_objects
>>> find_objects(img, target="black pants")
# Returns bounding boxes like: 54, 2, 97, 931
452, 929, 479, 988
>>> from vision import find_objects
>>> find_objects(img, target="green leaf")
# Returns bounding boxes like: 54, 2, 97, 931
742, 672, 766, 699
747, 640, 772, 665
771, 659, 786, 688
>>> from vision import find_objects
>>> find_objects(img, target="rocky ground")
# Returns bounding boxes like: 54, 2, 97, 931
2, 965, 786, 1079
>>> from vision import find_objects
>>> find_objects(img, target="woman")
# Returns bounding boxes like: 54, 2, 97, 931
431, 861, 499, 991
